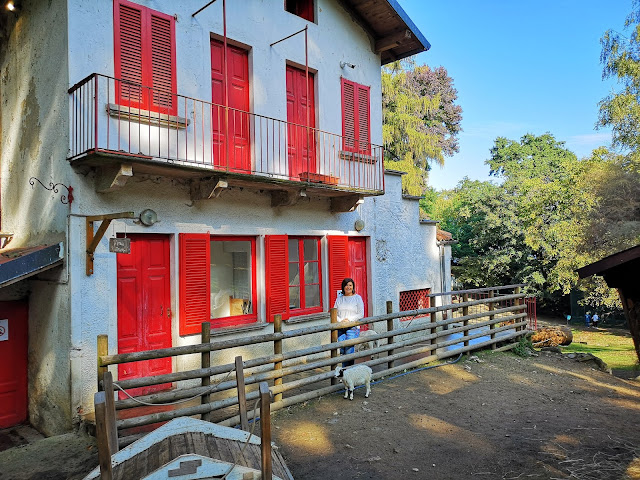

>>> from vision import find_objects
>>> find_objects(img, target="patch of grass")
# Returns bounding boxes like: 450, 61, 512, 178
562, 328, 639, 371
513, 336, 535, 358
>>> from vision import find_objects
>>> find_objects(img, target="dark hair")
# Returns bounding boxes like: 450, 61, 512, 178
341, 277, 355, 295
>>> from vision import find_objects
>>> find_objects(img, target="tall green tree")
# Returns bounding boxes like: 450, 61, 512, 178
598, 0, 640, 171
382, 60, 462, 195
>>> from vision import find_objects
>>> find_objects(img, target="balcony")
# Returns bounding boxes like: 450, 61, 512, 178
68, 74, 384, 209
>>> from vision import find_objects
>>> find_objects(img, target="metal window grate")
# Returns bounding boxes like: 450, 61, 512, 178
399, 288, 431, 321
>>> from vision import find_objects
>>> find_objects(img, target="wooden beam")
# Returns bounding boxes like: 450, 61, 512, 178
270, 189, 307, 207
259, 382, 273, 480
86, 212, 135, 275
96, 164, 133, 193
190, 177, 228, 201
375, 29, 412, 53
330, 194, 363, 213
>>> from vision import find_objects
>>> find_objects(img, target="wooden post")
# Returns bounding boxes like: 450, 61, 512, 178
97, 334, 108, 391
462, 293, 469, 348
235, 356, 249, 431
515, 287, 522, 332
201, 322, 211, 421
259, 382, 273, 480
488, 290, 496, 350
330, 308, 338, 385
94, 391, 113, 480
386, 301, 395, 369
273, 314, 283, 402
102, 372, 119, 454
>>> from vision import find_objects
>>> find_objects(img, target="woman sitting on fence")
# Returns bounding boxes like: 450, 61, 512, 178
335, 277, 365, 367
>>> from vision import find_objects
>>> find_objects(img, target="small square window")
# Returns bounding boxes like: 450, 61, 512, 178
399, 288, 431, 321
285, 0, 314, 22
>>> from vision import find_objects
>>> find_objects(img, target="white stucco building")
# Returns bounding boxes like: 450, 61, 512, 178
0, 0, 452, 435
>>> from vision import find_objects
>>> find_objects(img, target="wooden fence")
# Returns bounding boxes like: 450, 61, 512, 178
96, 285, 529, 445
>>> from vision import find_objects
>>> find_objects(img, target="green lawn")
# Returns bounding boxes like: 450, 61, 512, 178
562, 327, 639, 371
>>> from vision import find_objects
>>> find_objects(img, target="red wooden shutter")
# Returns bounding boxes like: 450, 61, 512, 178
265, 235, 290, 322
341, 78, 356, 151
114, 0, 143, 107
150, 11, 176, 114
179, 233, 210, 335
356, 84, 370, 154
327, 235, 349, 309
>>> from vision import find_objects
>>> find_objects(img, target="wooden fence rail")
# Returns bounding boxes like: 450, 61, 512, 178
96, 285, 528, 445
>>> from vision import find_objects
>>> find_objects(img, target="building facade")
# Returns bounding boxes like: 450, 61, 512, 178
0, 0, 451, 435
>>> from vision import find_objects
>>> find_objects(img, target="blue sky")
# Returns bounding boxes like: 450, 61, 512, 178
397, 0, 633, 190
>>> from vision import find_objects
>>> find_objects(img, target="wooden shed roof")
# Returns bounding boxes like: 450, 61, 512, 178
340, 0, 431, 64
576, 244, 640, 288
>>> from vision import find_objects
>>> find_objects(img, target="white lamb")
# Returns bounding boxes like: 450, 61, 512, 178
334, 364, 372, 400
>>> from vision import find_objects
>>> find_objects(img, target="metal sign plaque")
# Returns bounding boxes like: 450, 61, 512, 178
109, 237, 131, 254
0, 319, 8, 342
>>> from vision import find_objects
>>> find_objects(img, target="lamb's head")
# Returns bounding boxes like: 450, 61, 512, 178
334, 366, 344, 378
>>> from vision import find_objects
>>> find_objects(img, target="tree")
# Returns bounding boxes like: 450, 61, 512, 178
598, 0, 640, 170
382, 60, 462, 195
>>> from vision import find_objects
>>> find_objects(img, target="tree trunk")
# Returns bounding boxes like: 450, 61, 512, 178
531, 326, 573, 346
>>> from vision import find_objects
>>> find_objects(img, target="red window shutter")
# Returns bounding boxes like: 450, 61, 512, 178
356, 84, 370, 154
327, 235, 349, 309
150, 11, 176, 114
113, 0, 176, 114
114, 0, 143, 106
265, 235, 289, 322
179, 233, 210, 335
341, 78, 356, 151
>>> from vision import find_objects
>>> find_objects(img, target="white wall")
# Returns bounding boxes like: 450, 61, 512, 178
0, 0, 73, 435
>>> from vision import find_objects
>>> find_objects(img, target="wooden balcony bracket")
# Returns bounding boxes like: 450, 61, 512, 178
86, 212, 135, 276
330, 194, 364, 213
190, 177, 228, 201
271, 189, 307, 207
96, 164, 133, 193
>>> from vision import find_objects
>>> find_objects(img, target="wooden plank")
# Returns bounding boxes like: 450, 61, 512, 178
236, 356, 249, 431
94, 392, 113, 480
260, 382, 272, 480
102, 372, 118, 454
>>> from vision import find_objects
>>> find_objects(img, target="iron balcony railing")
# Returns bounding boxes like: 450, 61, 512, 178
68, 73, 385, 193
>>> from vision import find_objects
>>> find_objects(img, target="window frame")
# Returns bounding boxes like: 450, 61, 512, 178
287, 236, 323, 316
113, 0, 177, 115
284, 0, 314, 22
208, 235, 258, 329
179, 233, 257, 335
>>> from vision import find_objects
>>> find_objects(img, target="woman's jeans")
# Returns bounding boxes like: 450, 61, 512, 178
338, 327, 359, 367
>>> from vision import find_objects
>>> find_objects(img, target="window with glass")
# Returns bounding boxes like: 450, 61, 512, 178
210, 237, 256, 324
288, 237, 322, 315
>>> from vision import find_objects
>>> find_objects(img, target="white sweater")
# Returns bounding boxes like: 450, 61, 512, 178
334, 293, 365, 324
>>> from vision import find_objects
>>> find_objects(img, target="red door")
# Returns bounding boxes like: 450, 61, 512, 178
117, 235, 172, 397
211, 39, 251, 173
0, 301, 28, 428
348, 237, 369, 321
286, 65, 316, 179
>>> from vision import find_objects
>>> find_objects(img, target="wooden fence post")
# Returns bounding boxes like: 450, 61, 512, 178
94, 391, 113, 480
515, 287, 522, 332
235, 356, 249, 431
462, 293, 470, 349
489, 290, 496, 350
97, 334, 108, 391
386, 301, 395, 369
102, 371, 119, 455
330, 308, 338, 385
273, 314, 283, 402
259, 382, 273, 480
201, 322, 211, 421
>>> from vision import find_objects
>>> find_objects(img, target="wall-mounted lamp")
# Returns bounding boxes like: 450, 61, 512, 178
354, 219, 365, 232
138, 209, 159, 226
5, 0, 19, 12
340, 61, 356, 69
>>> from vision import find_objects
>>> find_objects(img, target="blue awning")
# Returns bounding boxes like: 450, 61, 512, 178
0, 243, 64, 288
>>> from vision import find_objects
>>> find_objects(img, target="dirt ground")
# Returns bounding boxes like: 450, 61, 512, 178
1, 325, 639, 480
